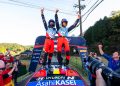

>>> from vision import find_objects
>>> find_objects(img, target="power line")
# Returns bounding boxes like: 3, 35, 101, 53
0, 1, 36, 8
69, 0, 104, 34
72, 0, 100, 35
82, 0, 104, 23
85, 0, 94, 6
8, 0, 76, 16
0, 0, 104, 35
0, 0, 76, 16
82, 0, 100, 17
41, 0, 77, 13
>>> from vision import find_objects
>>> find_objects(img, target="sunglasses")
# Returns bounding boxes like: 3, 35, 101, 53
0, 67, 5, 70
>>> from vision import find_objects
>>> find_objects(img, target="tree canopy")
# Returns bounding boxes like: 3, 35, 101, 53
0, 43, 33, 55
84, 10, 120, 53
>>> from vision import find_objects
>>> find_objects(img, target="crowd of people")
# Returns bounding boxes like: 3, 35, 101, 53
88, 44, 120, 86
0, 50, 21, 86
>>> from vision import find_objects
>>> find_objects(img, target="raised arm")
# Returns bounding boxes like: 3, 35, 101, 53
3, 63, 17, 79
8, 63, 16, 75
98, 45, 104, 55
55, 9, 60, 31
41, 8, 48, 30
98, 45, 110, 60
68, 14, 80, 32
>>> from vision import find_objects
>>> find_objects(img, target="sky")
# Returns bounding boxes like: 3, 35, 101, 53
0, 0, 120, 45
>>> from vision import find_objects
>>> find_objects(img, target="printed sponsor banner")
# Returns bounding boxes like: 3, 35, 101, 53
27, 80, 85, 86
30, 76, 82, 82
78, 47, 88, 71
29, 47, 43, 72
80, 50, 87, 53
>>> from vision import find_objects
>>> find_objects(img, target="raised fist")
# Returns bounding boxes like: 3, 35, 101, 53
98, 45, 103, 48
56, 9, 59, 14
41, 8, 44, 14
77, 14, 81, 19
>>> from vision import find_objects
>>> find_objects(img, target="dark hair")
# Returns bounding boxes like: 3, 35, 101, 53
61, 18, 68, 27
48, 19, 55, 27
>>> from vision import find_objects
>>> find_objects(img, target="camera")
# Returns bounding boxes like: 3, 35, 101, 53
87, 57, 120, 86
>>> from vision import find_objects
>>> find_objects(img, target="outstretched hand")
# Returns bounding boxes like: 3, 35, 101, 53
77, 14, 81, 19
56, 9, 59, 14
41, 8, 44, 14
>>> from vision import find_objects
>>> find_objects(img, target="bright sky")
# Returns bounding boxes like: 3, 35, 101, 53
0, 0, 120, 45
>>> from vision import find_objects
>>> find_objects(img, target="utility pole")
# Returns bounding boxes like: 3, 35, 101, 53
73, 0, 85, 36
78, 0, 82, 36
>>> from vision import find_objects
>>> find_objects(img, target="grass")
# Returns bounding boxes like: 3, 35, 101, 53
17, 60, 30, 82
17, 60, 42, 82
21, 60, 30, 70
69, 56, 89, 82
17, 72, 31, 82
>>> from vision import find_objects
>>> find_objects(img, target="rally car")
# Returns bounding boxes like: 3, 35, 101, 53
26, 63, 88, 86
27, 36, 88, 86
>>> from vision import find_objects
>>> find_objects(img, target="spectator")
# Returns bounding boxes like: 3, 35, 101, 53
0, 60, 16, 86
13, 55, 21, 84
3, 62, 14, 86
98, 45, 120, 72
5, 48, 10, 56
0, 53, 4, 60
0, 60, 5, 86
1, 52, 14, 63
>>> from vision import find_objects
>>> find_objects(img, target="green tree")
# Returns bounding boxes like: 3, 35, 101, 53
84, 10, 120, 53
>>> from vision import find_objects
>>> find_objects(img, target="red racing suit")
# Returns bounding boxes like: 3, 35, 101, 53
41, 14, 56, 65
55, 13, 79, 65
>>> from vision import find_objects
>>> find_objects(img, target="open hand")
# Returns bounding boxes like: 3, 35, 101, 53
56, 9, 59, 14
41, 8, 44, 14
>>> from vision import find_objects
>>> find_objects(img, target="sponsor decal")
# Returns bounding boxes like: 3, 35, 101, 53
80, 50, 87, 52
34, 45, 43, 48
35, 76, 75, 81
27, 80, 84, 86
32, 60, 38, 62
33, 49, 42, 52
33, 53, 41, 55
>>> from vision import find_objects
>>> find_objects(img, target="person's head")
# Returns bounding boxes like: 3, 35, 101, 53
61, 18, 68, 27
16, 57, 19, 60
15, 55, 20, 60
48, 19, 55, 28
0, 60, 5, 74
112, 51, 120, 60
0, 53, 4, 59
